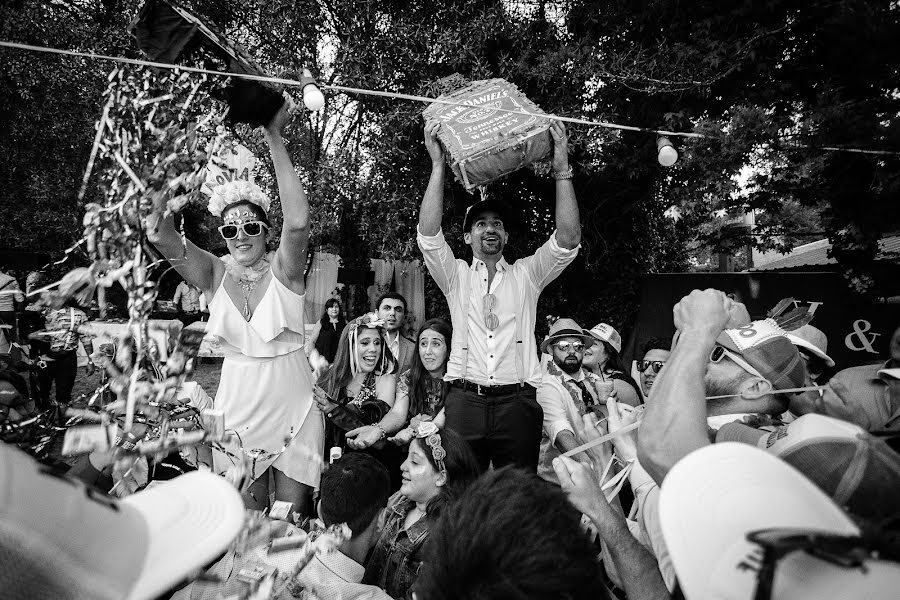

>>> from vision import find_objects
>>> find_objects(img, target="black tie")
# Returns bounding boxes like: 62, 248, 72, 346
573, 379, 594, 406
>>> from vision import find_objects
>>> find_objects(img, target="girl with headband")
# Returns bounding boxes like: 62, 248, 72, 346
362, 423, 480, 599
146, 99, 323, 515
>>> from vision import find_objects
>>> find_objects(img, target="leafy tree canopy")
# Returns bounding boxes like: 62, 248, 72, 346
1, 0, 897, 334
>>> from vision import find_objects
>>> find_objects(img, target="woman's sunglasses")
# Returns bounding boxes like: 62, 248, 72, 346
636, 360, 666, 374
218, 221, 268, 240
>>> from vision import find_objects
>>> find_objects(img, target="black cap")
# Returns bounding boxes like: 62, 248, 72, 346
462, 199, 512, 232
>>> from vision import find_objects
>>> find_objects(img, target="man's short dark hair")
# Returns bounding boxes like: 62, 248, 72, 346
416, 466, 606, 600
376, 291, 407, 312
641, 336, 671, 357
319, 453, 391, 536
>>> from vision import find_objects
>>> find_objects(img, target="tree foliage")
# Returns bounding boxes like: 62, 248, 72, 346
1, 0, 897, 338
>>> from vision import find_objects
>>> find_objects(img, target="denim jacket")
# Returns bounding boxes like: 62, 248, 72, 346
363, 495, 430, 599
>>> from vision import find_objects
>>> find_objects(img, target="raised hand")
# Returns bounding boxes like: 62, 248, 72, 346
265, 93, 297, 136
673, 288, 735, 339
549, 120, 570, 173
423, 120, 444, 165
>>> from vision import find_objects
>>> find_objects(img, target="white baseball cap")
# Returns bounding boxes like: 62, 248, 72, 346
659, 442, 900, 600
587, 323, 622, 353
0, 442, 245, 599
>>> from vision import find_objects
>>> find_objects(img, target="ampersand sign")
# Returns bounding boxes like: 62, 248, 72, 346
844, 319, 881, 354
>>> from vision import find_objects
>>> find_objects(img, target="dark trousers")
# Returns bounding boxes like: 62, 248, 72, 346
36, 350, 78, 407
443, 385, 543, 472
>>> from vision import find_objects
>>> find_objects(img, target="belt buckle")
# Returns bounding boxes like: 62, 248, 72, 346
475, 383, 487, 396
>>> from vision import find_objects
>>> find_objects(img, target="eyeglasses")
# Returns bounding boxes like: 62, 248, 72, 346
746, 528, 874, 600
482, 293, 499, 331
710, 345, 766, 381
554, 341, 585, 354
637, 360, 666, 374
218, 221, 268, 240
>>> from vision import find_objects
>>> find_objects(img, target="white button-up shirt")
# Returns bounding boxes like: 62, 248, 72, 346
417, 227, 578, 387
385, 330, 401, 362
536, 367, 599, 484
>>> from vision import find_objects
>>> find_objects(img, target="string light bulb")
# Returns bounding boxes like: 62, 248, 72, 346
300, 69, 325, 111
657, 136, 678, 167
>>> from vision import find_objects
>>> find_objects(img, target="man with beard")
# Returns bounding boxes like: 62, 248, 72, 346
417, 120, 581, 471
534, 318, 598, 484
602, 289, 808, 590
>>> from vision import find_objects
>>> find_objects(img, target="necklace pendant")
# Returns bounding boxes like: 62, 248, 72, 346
243, 297, 252, 321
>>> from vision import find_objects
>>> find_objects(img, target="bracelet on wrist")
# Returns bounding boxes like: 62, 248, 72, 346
114, 435, 137, 450
374, 423, 386, 440
552, 166, 574, 180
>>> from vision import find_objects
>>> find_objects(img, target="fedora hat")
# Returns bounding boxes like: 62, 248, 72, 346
540, 318, 593, 354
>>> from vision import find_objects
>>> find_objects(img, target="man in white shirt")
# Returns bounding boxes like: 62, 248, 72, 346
376, 291, 416, 373
417, 119, 581, 471
535, 318, 599, 483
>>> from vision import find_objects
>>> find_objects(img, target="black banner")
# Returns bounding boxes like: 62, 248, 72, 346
624, 272, 898, 369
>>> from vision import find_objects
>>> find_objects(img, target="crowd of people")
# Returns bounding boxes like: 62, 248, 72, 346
1, 104, 899, 600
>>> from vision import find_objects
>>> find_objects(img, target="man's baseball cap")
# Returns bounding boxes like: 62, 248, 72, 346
462, 199, 511, 232
716, 414, 900, 521
786, 324, 835, 368
716, 318, 807, 391
539, 318, 593, 354
659, 443, 900, 600
587, 323, 622, 353
0, 442, 245, 600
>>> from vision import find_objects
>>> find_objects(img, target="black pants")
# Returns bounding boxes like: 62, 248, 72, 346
443, 385, 543, 472
36, 350, 78, 407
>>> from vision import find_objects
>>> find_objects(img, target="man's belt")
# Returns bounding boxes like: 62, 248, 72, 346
451, 379, 534, 397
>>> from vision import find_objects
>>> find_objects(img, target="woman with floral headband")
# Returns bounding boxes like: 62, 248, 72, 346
146, 101, 323, 514
314, 313, 405, 471
363, 423, 480, 599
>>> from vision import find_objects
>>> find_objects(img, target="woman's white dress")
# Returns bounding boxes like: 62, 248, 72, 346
206, 271, 323, 487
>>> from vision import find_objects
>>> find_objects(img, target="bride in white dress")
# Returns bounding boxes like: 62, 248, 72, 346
147, 100, 322, 514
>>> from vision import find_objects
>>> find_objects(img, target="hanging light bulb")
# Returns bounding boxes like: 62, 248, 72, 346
299, 68, 325, 111
657, 136, 678, 167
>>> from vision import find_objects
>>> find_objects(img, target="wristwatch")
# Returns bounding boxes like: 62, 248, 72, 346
553, 166, 574, 180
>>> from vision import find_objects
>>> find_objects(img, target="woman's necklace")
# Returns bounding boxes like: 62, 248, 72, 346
239, 278, 258, 321
222, 253, 271, 321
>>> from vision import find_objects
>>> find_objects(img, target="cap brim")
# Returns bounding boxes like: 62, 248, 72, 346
124, 471, 245, 600
786, 334, 835, 368
659, 443, 859, 600
878, 367, 900, 380
462, 199, 511, 230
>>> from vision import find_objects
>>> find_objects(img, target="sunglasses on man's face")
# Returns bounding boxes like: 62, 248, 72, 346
710, 344, 766, 380
637, 360, 666, 374
218, 221, 268, 240
554, 341, 585, 354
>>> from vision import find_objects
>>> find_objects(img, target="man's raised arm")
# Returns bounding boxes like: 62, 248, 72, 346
419, 120, 445, 237
550, 121, 580, 250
